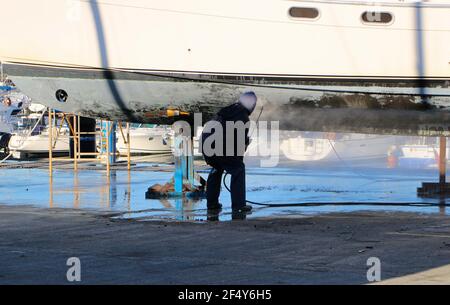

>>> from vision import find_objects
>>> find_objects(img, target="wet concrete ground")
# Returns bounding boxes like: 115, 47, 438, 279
1, 206, 450, 284
0, 159, 449, 221
1, 158, 450, 284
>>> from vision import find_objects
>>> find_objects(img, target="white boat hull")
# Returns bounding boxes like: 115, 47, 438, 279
280, 133, 398, 162
116, 127, 172, 154
8, 131, 70, 158
1, 0, 450, 135
398, 144, 445, 168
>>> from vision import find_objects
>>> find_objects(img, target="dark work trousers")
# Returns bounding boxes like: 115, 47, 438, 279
205, 156, 246, 210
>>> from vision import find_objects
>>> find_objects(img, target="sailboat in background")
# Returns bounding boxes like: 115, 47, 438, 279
7, 105, 70, 159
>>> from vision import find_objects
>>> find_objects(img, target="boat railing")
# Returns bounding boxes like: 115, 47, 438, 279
9, 112, 46, 149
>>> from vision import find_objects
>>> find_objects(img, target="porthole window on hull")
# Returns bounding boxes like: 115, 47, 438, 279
289, 7, 319, 19
361, 12, 393, 24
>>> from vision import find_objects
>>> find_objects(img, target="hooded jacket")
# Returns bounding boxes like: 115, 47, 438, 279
201, 102, 251, 163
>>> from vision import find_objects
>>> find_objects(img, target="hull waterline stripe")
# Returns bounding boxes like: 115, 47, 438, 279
3, 61, 450, 97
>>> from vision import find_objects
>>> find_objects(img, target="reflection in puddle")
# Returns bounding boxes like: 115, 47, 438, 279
49, 175, 54, 209
116, 198, 251, 222
120, 198, 206, 222
0, 166, 448, 222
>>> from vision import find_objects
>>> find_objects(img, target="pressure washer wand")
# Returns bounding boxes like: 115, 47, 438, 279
249, 106, 264, 139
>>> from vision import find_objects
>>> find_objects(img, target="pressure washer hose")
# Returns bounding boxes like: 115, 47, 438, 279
222, 173, 449, 208
222, 172, 313, 207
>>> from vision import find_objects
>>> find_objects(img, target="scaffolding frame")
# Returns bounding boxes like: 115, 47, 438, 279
48, 108, 131, 176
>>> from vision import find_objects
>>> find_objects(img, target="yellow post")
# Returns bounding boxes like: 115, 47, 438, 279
48, 108, 53, 176
126, 122, 131, 171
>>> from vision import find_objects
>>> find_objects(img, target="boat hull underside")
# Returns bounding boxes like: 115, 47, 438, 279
5, 63, 450, 136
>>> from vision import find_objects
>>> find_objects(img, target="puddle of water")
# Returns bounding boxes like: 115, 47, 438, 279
0, 165, 449, 222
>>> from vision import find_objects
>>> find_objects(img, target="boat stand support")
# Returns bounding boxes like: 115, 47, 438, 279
418, 137, 450, 203
145, 129, 206, 199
